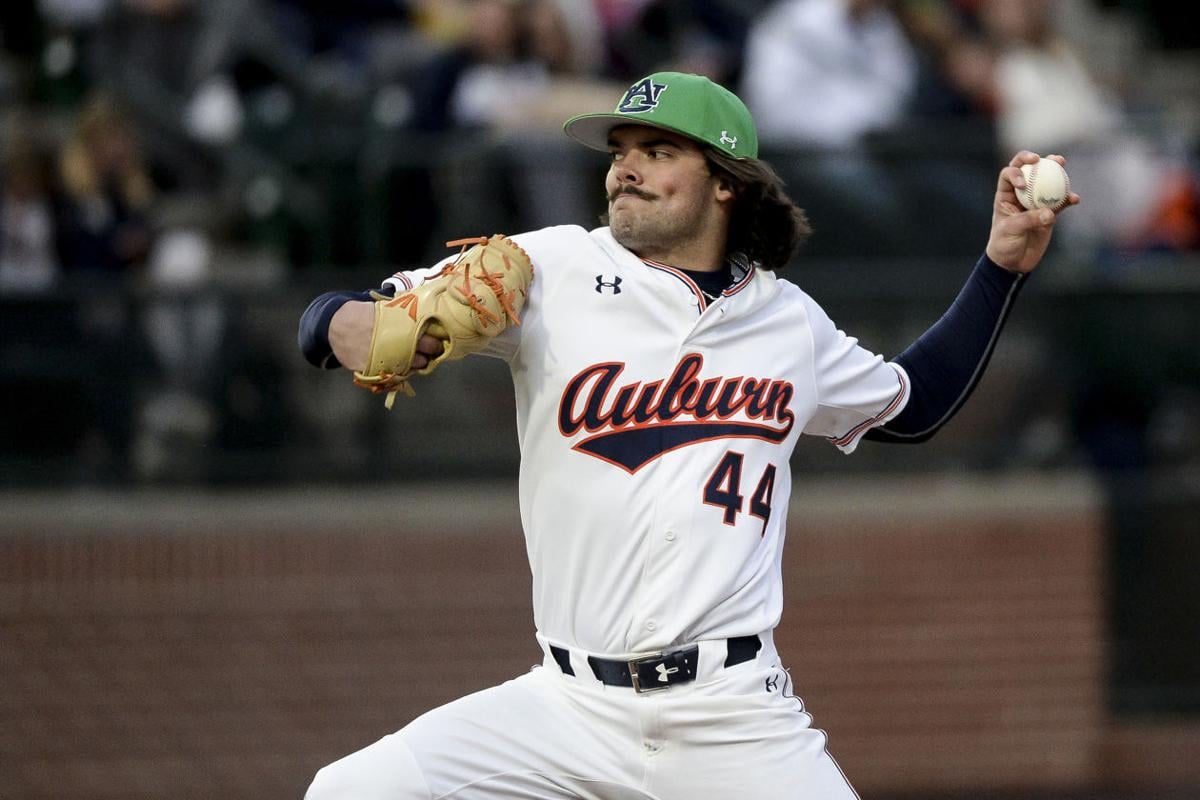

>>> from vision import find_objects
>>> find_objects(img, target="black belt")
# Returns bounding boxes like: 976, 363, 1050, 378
549, 635, 761, 693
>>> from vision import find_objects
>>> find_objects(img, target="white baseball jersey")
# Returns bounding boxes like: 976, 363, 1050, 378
308, 224, 907, 799
384, 224, 909, 657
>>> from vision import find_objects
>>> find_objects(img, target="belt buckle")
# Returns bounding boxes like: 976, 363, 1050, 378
628, 652, 670, 694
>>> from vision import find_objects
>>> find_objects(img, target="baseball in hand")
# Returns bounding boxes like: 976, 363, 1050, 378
1017, 158, 1071, 211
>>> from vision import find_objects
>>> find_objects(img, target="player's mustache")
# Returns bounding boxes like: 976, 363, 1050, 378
607, 186, 656, 202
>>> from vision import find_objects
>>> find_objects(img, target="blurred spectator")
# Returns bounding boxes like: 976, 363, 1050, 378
591, 0, 654, 36
0, 134, 61, 293
80, 0, 223, 200
605, 0, 768, 87
741, 0, 918, 148
405, 0, 619, 239
411, 0, 610, 133
43, 93, 158, 481
526, 0, 606, 80
982, 0, 1122, 156
407, 0, 474, 46
499, 0, 623, 231
898, 0, 998, 119
738, 0, 925, 257
499, 0, 618, 131
979, 0, 1200, 255
56, 92, 156, 272
135, 225, 227, 483
409, 0, 521, 132
52, 90, 232, 482
34, 0, 112, 105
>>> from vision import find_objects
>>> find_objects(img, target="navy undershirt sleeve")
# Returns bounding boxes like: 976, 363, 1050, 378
298, 286, 395, 369
865, 254, 1026, 444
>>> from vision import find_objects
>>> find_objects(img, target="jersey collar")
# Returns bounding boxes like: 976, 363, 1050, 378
639, 252, 757, 312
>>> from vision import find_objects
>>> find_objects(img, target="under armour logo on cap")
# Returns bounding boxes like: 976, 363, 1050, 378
618, 78, 667, 113
720, 130, 737, 149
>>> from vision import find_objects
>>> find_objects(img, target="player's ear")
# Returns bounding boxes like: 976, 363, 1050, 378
713, 175, 737, 204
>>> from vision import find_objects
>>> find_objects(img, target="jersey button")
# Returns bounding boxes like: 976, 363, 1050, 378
645, 620, 657, 631
665, 530, 676, 542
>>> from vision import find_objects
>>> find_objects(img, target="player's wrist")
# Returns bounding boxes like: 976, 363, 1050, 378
983, 246, 1023, 276
330, 301, 374, 373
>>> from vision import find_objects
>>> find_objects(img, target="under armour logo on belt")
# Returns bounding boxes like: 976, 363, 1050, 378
656, 663, 679, 683
595, 275, 622, 294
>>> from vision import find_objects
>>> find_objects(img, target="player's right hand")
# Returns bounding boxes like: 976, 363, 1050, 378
985, 151, 1080, 274
330, 300, 447, 372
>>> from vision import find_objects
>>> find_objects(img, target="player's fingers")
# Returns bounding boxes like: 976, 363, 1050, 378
998, 199, 1023, 216
995, 165, 1030, 203
416, 334, 445, 357
1006, 207, 1057, 232
408, 334, 445, 371
1008, 150, 1040, 168
998, 152, 1040, 196
999, 165, 1025, 190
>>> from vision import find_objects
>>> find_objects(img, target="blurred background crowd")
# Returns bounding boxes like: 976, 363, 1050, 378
2, 2, 1199, 796
3, 0, 1199, 282
2, 0, 1199, 484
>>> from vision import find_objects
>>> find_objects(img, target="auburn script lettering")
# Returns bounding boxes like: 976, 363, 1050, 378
557, 353, 796, 473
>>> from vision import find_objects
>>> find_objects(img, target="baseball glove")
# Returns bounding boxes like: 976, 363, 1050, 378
353, 234, 533, 407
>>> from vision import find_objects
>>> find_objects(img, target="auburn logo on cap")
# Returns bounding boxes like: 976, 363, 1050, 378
618, 78, 667, 113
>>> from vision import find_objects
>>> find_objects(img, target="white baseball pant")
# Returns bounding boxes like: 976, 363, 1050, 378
305, 635, 859, 799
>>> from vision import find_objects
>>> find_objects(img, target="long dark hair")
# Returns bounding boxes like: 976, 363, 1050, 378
704, 147, 811, 272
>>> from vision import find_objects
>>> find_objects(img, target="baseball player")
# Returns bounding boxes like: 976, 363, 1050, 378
298, 72, 1078, 799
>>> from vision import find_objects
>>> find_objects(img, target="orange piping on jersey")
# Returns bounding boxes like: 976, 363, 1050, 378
827, 368, 909, 447
641, 258, 708, 311
721, 266, 755, 297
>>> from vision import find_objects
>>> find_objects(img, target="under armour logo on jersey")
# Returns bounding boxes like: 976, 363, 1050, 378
765, 674, 780, 693
655, 663, 679, 682
595, 275, 622, 294
720, 130, 737, 149
618, 78, 667, 113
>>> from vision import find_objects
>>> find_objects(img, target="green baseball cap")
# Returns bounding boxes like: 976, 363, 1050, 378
564, 71, 758, 160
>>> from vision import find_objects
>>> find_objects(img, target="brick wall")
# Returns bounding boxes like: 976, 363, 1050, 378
0, 476, 1108, 799
782, 478, 1107, 794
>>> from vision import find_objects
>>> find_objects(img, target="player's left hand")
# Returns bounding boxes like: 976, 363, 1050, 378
352, 234, 533, 407
985, 151, 1081, 274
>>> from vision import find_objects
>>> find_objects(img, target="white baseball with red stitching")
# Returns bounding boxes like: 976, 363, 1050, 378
1018, 158, 1071, 211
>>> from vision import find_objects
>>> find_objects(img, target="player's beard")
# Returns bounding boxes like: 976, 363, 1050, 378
607, 188, 707, 257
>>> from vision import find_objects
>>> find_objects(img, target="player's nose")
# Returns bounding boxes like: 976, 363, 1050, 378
612, 159, 642, 185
